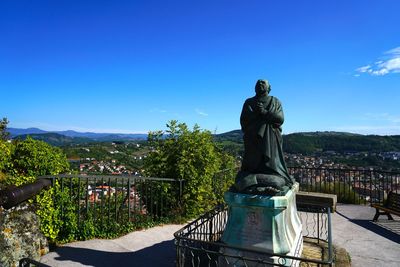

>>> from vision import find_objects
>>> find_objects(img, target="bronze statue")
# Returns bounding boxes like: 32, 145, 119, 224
233, 79, 294, 195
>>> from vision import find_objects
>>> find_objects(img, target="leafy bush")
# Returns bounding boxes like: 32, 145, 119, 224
302, 181, 365, 204
11, 137, 69, 177
0, 141, 13, 184
144, 120, 236, 218
0, 141, 12, 172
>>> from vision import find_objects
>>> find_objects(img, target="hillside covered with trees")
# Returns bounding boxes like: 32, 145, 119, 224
215, 130, 400, 155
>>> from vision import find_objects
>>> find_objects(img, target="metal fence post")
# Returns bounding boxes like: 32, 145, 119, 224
179, 179, 183, 202
327, 207, 333, 266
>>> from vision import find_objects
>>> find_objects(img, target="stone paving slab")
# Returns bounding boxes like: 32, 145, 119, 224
40, 224, 183, 267
41, 205, 400, 267
333, 204, 400, 267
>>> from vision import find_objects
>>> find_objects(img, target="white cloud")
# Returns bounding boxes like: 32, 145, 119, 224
355, 46, 400, 76
370, 68, 389, 76
356, 65, 371, 73
195, 109, 208, 116
385, 47, 400, 55
382, 57, 400, 72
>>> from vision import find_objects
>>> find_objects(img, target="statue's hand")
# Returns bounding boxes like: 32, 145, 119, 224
256, 102, 268, 115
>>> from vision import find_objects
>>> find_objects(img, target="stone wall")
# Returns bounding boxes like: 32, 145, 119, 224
0, 204, 49, 267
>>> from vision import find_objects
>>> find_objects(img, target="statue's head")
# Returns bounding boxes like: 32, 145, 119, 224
255, 79, 271, 96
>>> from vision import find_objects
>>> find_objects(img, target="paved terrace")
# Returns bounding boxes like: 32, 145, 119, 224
41, 204, 400, 267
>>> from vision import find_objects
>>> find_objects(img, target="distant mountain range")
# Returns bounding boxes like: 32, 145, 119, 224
9, 127, 148, 143
8, 127, 400, 153
13, 133, 93, 146
214, 129, 362, 143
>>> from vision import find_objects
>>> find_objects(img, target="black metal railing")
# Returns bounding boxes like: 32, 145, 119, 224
19, 258, 50, 267
174, 204, 333, 267
39, 174, 184, 238
288, 167, 400, 205
212, 167, 400, 205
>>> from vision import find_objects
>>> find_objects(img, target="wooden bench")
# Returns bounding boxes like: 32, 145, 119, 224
372, 191, 400, 221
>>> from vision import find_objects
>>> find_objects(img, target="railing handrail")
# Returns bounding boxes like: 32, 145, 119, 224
39, 174, 184, 182
288, 166, 400, 175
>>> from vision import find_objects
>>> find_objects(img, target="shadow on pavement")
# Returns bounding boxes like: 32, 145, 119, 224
336, 211, 400, 244
52, 240, 175, 267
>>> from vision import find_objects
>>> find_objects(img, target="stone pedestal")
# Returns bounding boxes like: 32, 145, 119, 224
220, 183, 302, 266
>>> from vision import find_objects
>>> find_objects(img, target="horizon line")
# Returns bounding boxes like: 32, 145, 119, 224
7, 126, 400, 136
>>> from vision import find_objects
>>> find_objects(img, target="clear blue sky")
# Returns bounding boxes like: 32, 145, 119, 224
1, 0, 400, 135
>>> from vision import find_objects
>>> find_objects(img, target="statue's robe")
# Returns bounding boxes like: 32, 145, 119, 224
238, 94, 293, 191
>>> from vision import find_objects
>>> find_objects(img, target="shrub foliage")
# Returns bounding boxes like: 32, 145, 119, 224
144, 120, 236, 218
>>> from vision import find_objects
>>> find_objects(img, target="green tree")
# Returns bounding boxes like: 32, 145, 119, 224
144, 120, 235, 218
0, 118, 13, 183
0, 141, 12, 172
305, 181, 365, 204
10, 137, 69, 177
0, 117, 10, 141
0, 140, 12, 183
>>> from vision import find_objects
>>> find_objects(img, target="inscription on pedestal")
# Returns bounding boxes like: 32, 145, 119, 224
222, 207, 273, 249
243, 210, 272, 245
